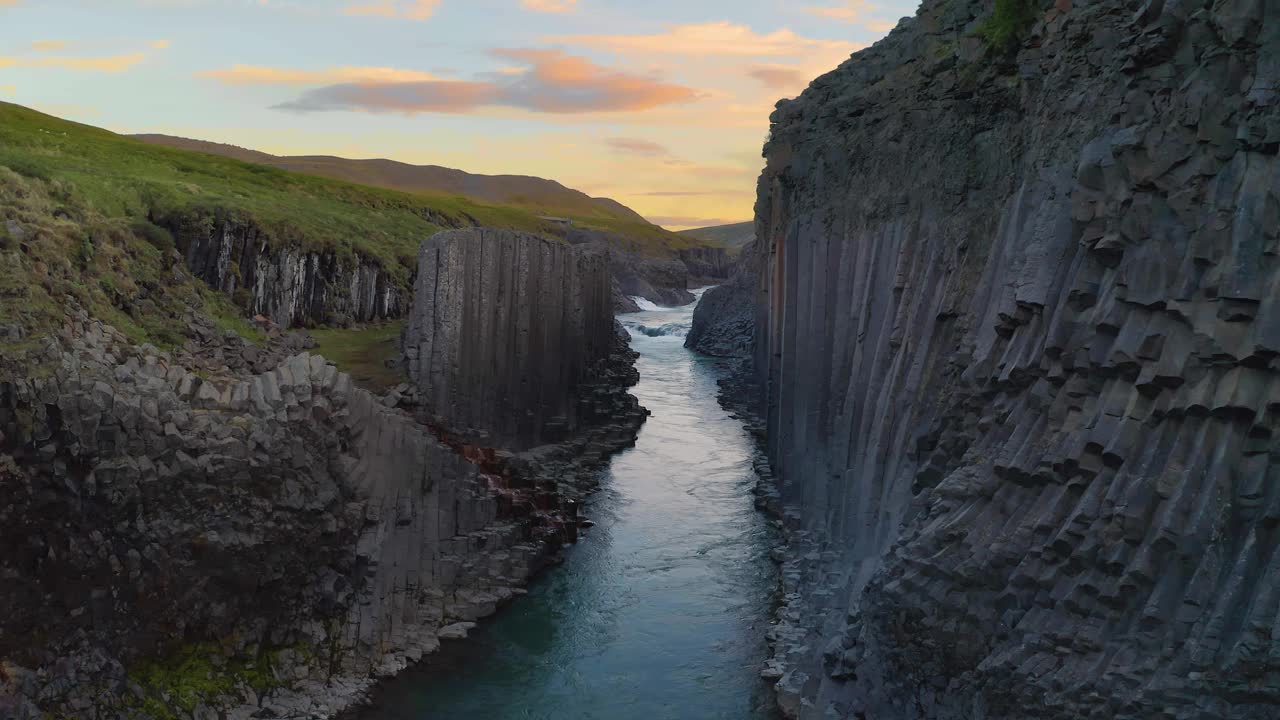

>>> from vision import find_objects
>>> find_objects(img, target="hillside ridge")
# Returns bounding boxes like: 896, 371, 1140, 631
679, 221, 754, 249
132, 133, 650, 225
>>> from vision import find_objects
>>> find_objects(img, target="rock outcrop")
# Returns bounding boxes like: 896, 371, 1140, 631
163, 211, 418, 329
0, 229, 644, 719
404, 229, 616, 450
678, 246, 734, 285
751, 1, 1280, 718
686, 243, 757, 359
565, 228, 697, 309
609, 252, 695, 308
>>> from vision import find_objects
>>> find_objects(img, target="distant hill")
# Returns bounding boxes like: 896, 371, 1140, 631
132, 134, 650, 225
679, 221, 755, 249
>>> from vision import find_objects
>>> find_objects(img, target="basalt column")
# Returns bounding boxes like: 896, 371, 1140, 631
404, 228, 614, 450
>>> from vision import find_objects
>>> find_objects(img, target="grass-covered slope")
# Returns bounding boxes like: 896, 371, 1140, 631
135, 133, 650, 225
0, 102, 701, 267
0, 164, 256, 362
678, 221, 754, 250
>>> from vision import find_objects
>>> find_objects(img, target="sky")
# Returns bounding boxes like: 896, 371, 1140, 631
0, 0, 920, 230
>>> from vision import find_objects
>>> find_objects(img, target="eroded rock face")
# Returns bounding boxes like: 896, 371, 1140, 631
0, 229, 645, 719
753, 1, 1280, 718
686, 243, 757, 359
166, 212, 410, 328
678, 246, 734, 285
563, 228, 697, 309
403, 229, 617, 450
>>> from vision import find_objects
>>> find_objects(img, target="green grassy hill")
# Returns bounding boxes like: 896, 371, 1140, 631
133, 133, 651, 225
0, 101, 710, 363
678, 221, 755, 250
0, 103, 694, 268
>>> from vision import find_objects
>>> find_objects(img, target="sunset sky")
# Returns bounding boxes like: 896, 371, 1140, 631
0, 0, 918, 229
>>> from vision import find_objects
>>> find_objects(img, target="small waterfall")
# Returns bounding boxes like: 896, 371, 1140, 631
627, 322, 689, 338
627, 296, 665, 312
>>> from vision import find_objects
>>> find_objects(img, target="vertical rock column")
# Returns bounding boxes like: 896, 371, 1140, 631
404, 228, 614, 450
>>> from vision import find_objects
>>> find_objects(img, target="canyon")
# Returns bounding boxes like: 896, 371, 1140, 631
5, 0, 1280, 718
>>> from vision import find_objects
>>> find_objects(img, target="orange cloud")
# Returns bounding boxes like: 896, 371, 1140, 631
805, 1, 875, 22
344, 0, 439, 20
806, 2, 901, 32
0, 52, 146, 73
150, 40, 172, 49
522, 0, 577, 12
279, 80, 497, 114
606, 137, 670, 156
30, 40, 68, 52
200, 64, 440, 85
547, 21, 857, 59
748, 64, 808, 90
276, 49, 702, 115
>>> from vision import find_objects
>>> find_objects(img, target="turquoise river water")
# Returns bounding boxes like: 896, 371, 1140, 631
355, 292, 780, 720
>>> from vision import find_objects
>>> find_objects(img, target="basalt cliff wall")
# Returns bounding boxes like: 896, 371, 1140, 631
167, 213, 707, 329
404, 229, 616, 450
678, 246, 734, 286
159, 210, 445, 329
0, 230, 643, 719
752, 1, 1280, 718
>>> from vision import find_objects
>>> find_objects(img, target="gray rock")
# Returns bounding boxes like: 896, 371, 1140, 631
686, 242, 757, 359
164, 212, 406, 328
744, 0, 1280, 717
437, 622, 476, 640
403, 228, 617, 450
564, 228, 696, 308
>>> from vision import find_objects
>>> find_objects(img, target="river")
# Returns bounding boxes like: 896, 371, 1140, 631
354, 291, 780, 720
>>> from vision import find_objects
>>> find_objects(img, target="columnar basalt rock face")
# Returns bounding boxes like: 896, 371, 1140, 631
753, 1, 1280, 718
678, 246, 734, 285
0, 226, 644, 718
404, 229, 616, 450
168, 213, 408, 328
0, 318, 580, 718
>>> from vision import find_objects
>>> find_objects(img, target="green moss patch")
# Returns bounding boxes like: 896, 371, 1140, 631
310, 321, 407, 392
978, 0, 1039, 54
125, 642, 303, 720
